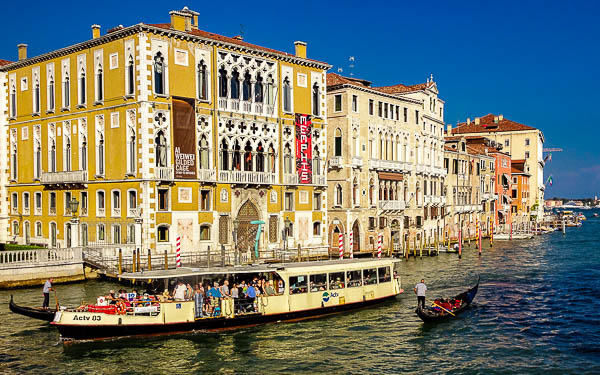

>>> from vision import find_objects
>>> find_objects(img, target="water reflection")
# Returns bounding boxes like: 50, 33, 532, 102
1, 214, 600, 374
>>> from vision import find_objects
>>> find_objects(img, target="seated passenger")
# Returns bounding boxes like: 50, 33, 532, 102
264, 281, 276, 296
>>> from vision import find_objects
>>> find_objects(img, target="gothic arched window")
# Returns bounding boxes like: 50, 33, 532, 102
283, 77, 291, 112
230, 69, 240, 100
219, 66, 228, 98
254, 74, 263, 103
155, 130, 167, 167
312, 82, 319, 116
197, 60, 207, 100
153, 52, 165, 95
242, 72, 251, 101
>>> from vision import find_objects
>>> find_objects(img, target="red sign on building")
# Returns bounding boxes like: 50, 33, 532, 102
295, 114, 312, 184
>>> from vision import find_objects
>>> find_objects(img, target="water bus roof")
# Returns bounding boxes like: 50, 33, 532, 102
118, 258, 400, 280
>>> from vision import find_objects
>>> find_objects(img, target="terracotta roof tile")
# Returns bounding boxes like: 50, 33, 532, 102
148, 23, 328, 66
373, 82, 433, 94
0, 59, 12, 66
326, 72, 372, 88
453, 114, 537, 134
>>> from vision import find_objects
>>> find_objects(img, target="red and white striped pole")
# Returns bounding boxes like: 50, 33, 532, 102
338, 233, 344, 260
377, 233, 382, 259
349, 230, 354, 259
476, 218, 481, 255
176, 236, 182, 267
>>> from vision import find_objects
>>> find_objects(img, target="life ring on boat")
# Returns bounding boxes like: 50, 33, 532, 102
116, 301, 127, 315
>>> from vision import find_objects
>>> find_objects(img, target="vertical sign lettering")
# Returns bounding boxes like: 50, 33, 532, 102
295, 114, 312, 184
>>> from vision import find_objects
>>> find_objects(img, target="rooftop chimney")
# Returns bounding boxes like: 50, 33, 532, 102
91, 24, 101, 39
499, 114, 504, 121
446, 124, 452, 135
294, 41, 307, 59
17, 44, 27, 61
232, 35, 243, 41
170, 7, 198, 32
466, 117, 471, 125
494, 116, 499, 123
475, 117, 480, 125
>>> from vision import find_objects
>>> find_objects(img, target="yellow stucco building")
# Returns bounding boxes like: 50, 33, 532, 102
0, 8, 331, 259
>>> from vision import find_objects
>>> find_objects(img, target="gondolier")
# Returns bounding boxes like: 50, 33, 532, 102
42, 278, 53, 309
414, 279, 427, 309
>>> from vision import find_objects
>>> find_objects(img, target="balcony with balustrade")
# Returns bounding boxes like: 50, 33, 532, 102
284, 173, 327, 186
128, 207, 141, 218
41, 170, 88, 186
218, 97, 276, 117
219, 170, 276, 185
155, 167, 173, 181
329, 156, 343, 169
379, 200, 406, 211
351, 156, 363, 168
198, 168, 217, 182
368, 159, 411, 173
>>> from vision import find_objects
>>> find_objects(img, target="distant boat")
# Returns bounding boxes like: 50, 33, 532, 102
593, 213, 599, 218
493, 233, 534, 240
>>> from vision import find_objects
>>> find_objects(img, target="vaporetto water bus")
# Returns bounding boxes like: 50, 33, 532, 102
51, 258, 403, 341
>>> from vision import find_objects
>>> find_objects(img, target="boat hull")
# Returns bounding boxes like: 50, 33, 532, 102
9, 295, 56, 322
53, 293, 398, 341
416, 279, 479, 323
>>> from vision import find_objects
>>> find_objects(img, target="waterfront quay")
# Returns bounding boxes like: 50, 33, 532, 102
2, 214, 599, 374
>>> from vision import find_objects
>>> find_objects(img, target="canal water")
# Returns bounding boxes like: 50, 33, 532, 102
1, 211, 599, 374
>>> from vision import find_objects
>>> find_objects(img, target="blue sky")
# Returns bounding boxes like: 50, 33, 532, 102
2, 0, 598, 198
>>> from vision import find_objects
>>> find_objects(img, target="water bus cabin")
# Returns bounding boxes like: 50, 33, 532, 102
51, 258, 402, 341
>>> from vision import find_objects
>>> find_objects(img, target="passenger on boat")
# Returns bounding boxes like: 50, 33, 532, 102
193, 284, 204, 318
185, 283, 193, 300
207, 282, 223, 316
245, 283, 257, 312
231, 283, 239, 299
173, 280, 187, 301
220, 280, 231, 297
107, 290, 117, 305
264, 281, 276, 296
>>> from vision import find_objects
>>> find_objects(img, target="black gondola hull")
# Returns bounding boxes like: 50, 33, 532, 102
9, 295, 56, 322
53, 294, 397, 341
416, 279, 479, 323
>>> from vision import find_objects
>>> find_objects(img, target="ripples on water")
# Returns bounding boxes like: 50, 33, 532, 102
1, 213, 600, 374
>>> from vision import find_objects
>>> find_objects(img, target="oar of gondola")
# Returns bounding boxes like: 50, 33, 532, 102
429, 300, 455, 316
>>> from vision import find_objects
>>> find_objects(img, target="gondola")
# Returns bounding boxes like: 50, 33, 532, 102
416, 277, 479, 323
9, 295, 56, 322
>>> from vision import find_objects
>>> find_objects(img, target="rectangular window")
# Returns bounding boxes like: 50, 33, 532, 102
289, 275, 308, 294
378, 266, 391, 283
403, 107, 408, 122
329, 272, 345, 289
199, 225, 210, 240
200, 189, 211, 211
49, 192, 56, 215
35, 192, 42, 210
525, 138, 530, 146
313, 192, 321, 210
157, 226, 168, 242
363, 269, 377, 285
384, 103, 388, 118
525, 151, 530, 158
81, 192, 88, 215
113, 225, 121, 244
112, 190, 120, 216
352, 95, 358, 112
369, 99, 374, 115
158, 189, 169, 211
415, 110, 419, 124
505, 139, 509, 147
347, 270, 362, 287
378, 101, 382, 117
284, 192, 294, 211
334, 94, 342, 112
310, 274, 327, 292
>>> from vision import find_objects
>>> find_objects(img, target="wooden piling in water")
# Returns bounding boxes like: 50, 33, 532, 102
164, 250, 168, 270
148, 249, 152, 271
118, 248, 122, 275
132, 249, 136, 273
136, 248, 141, 271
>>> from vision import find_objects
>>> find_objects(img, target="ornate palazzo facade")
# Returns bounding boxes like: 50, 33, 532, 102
0, 8, 330, 257
326, 73, 446, 255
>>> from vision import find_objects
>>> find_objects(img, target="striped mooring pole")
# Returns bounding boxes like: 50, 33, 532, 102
176, 236, 182, 268
338, 233, 344, 260
377, 233, 382, 259
349, 230, 354, 259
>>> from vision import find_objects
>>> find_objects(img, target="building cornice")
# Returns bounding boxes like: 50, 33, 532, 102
327, 84, 422, 105
1, 23, 332, 72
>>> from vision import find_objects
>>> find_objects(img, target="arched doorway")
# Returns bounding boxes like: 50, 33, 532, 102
352, 220, 360, 253
329, 220, 344, 255
236, 200, 260, 253
390, 219, 400, 251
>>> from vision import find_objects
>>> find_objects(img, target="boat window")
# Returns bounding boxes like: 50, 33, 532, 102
363, 269, 377, 285
310, 273, 327, 292
329, 272, 345, 289
289, 275, 308, 294
347, 270, 362, 288
378, 266, 391, 283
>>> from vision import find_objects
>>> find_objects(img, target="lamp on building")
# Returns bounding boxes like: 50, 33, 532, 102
69, 198, 79, 216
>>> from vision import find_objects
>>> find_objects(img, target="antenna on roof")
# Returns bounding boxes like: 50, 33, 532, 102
348, 56, 355, 77
240, 24, 245, 39
337, 68, 343, 73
